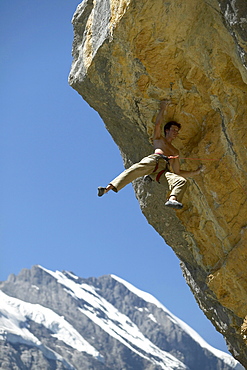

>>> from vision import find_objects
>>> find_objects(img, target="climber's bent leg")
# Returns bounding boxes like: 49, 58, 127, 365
165, 172, 187, 203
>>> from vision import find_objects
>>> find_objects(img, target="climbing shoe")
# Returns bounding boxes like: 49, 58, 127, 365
98, 187, 106, 197
165, 199, 183, 209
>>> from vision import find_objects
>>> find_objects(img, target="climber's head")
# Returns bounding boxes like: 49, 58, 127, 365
164, 121, 181, 137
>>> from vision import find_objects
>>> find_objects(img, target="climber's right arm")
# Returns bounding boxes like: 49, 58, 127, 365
153, 100, 170, 140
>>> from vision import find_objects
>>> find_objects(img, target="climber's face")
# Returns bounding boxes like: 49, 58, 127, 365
166, 125, 180, 140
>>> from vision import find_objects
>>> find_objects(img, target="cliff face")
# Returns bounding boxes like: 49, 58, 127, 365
69, 0, 247, 366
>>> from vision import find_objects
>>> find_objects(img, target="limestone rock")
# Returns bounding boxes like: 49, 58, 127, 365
69, 0, 247, 367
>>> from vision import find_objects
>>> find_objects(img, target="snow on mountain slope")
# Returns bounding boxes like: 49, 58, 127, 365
41, 267, 187, 370
0, 290, 103, 364
111, 274, 241, 369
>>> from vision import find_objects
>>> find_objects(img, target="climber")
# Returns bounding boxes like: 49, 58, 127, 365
98, 100, 202, 209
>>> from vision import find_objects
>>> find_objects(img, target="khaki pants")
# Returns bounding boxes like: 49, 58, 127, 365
110, 154, 187, 202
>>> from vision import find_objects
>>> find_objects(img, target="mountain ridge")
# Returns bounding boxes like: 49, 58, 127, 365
0, 265, 243, 370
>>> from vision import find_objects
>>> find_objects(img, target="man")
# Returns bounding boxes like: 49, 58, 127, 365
98, 100, 202, 209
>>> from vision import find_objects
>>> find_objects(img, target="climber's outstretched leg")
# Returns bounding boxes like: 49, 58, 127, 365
97, 154, 159, 197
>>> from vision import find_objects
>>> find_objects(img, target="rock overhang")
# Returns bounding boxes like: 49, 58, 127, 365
69, 0, 247, 366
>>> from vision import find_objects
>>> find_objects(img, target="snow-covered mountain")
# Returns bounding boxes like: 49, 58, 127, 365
0, 266, 243, 370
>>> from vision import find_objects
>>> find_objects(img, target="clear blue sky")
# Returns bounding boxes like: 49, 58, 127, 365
1, 0, 229, 354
